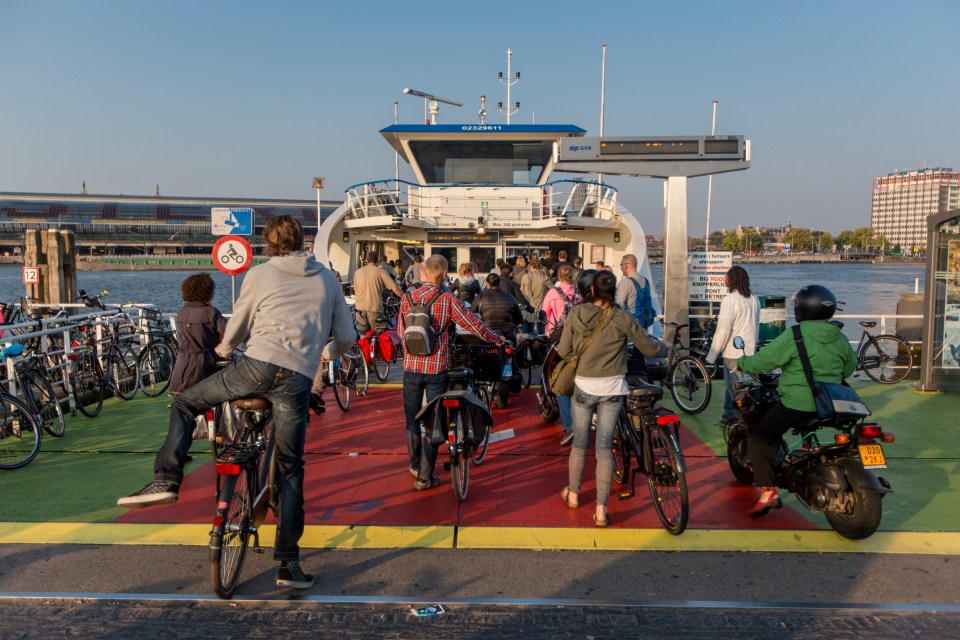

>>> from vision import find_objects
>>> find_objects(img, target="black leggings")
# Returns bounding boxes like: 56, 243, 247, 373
747, 402, 817, 488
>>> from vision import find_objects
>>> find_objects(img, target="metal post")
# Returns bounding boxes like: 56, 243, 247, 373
663, 176, 690, 344
705, 100, 717, 252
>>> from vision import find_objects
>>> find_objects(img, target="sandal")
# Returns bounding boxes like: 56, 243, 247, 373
593, 513, 609, 528
560, 486, 578, 509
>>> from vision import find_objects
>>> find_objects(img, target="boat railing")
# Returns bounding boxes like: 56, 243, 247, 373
342, 178, 619, 225
686, 312, 925, 347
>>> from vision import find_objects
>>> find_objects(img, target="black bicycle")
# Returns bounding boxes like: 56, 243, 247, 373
612, 378, 689, 535
209, 395, 275, 599
1, 342, 66, 438
853, 321, 914, 384
661, 322, 712, 414
435, 366, 492, 501
70, 317, 140, 417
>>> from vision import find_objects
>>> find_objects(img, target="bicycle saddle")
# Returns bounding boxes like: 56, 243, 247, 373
629, 380, 663, 400
230, 397, 271, 411
0, 343, 25, 359
447, 367, 474, 381
859, 321, 877, 328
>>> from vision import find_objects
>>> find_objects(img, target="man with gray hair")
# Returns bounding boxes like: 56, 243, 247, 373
616, 254, 655, 329
397, 254, 503, 490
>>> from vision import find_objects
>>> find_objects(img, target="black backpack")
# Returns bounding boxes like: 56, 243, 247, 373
402, 288, 444, 356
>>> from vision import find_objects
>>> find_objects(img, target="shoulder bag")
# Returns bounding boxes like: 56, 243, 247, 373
792, 325, 870, 419
549, 307, 614, 397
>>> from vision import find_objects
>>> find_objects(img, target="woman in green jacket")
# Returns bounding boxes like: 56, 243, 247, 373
736, 285, 857, 517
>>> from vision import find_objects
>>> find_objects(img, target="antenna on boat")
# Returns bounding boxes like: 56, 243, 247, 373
497, 48, 520, 124
402, 88, 463, 124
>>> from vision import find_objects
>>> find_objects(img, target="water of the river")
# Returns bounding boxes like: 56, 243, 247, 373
0, 262, 925, 325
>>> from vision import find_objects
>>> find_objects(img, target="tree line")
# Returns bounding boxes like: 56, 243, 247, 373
705, 227, 897, 254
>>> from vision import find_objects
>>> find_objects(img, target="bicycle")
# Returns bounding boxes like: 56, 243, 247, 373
661, 322, 712, 414
612, 377, 689, 535
434, 366, 492, 501
70, 317, 140, 417
688, 316, 718, 378
209, 395, 275, 599
0, 343, 66, 438
852, 321, 914, 384
327, 345, 368, 412
357, 327, 399, 382
124, 305, 177, 397
0, 347, 45, 470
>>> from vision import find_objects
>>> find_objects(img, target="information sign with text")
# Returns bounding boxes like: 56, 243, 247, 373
211, 208, 253, 236
689, 251, 732, 302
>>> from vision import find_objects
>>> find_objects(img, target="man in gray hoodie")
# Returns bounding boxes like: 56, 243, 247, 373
118, 216, 355, 590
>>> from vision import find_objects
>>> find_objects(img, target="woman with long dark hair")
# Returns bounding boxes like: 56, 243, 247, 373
557, 271, 667, 527
705, 266, 760, 425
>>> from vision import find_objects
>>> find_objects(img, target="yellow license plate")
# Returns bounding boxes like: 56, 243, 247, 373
859, 444, 886, 469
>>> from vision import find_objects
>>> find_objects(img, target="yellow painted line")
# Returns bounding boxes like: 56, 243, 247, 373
0, 522, 454, 549
455, 527, 960, 555
2, 521, 957, 554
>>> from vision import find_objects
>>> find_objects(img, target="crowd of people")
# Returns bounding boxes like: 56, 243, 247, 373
114, 222, 853, 589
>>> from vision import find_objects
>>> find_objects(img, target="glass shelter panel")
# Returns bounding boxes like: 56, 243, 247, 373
933, 215, 960, 390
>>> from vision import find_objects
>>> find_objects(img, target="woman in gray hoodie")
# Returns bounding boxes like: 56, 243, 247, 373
557, 271, 668, 527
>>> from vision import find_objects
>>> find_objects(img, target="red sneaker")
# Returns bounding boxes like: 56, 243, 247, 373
750, 488, 782, 517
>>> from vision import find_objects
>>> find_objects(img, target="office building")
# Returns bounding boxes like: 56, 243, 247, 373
871, 168, 960, 251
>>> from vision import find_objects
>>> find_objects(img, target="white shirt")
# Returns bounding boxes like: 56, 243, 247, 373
706, 291, 760, 363
574, 374, 630, 396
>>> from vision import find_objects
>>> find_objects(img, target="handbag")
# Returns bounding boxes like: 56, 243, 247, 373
549, 307, 614, 397
792, 325, 870, 419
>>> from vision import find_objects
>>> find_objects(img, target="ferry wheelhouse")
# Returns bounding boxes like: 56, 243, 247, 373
316, 123, 659, 305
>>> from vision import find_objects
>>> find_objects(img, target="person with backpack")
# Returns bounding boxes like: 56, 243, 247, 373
615, 254, 657, 330
542, 264, 582, 342
397, 254, 504, 491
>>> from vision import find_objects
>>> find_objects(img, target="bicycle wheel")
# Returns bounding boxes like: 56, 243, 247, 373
25, 369, 66, 437
210, 465, 253, 599
669, 356, 712, 415
350, 345, 369, 397
71, 353, 104, 418
861, 335, 913, 384
138, 342, 175, 397
471, 411, 491, 465
612, 415, 632, 486
373, 342, 391, 381
334, 359, 351, 412
477, 384, 493, 413
0, 394, 42, 470
111, 344, 140, 400
646, 423, 689, 535
451, 413, 470, 501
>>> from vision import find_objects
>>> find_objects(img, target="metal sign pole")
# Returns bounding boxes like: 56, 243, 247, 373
232, 275, 236, 313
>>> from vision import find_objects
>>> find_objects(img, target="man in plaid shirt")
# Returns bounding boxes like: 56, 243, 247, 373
397, 254, 503, 490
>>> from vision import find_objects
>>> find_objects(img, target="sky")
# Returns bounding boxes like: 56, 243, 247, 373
1, 0, 957, 236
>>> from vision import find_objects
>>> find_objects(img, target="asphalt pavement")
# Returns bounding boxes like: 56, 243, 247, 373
2, 544, 959, 638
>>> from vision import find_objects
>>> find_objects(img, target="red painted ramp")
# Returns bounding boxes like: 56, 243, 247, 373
116, 387, 816, 530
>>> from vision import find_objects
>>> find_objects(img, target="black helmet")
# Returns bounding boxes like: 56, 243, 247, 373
576, 269, 598, 300
792, 284, 837, 322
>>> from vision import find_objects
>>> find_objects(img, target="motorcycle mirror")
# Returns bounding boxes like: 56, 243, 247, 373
733, 336, 745, 350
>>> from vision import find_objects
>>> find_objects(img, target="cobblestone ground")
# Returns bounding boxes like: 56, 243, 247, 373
2, 599, 959, 639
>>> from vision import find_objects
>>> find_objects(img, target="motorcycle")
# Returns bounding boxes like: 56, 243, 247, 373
725, 336, 894, 540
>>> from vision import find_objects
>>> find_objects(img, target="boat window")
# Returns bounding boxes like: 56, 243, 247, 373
431, 246, 458, 275
410, 141, 552, 185
469, 248, 496, 274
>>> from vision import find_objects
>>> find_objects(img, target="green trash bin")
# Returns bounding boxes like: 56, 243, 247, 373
758, 295, 787, 342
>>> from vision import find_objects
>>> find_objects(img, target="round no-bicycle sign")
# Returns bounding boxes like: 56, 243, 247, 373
213, 235, 253, 276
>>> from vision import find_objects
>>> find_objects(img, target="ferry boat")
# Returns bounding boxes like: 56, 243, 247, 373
315, 119, 660, 309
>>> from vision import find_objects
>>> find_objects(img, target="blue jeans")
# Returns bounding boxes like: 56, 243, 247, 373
154, 355, 312, 561
722, 357, 742, 421
402, 370, 449, 481
558, 394, 573, 432
568, 387, 623, 507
